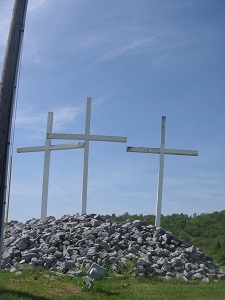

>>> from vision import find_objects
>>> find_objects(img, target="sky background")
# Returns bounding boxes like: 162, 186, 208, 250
0, 0, 224, 222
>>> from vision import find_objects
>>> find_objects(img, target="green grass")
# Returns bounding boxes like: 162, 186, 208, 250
0, 267, 225, 300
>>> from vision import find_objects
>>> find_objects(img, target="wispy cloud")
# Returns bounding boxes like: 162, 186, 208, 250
28, 0, 49, 13
53, 106, 81, 131
0, 0, 49, 66
0, 1, 14, 50
0, 18, 11, 48
24, 40, 45, 65
15, 105, 81, 140
87, 36, 157, 69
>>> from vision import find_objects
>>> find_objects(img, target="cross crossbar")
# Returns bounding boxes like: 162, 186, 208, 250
17, 142, 84, 153
127, 147, 198, 156
48, 133, 127, 143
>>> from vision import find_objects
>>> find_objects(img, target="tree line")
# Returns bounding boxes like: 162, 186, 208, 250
102, 210, 225, 266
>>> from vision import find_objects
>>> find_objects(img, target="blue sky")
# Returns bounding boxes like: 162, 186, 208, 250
0, 0, 224, 222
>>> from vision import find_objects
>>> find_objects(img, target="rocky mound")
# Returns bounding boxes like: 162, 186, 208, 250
2, 214, 225, 282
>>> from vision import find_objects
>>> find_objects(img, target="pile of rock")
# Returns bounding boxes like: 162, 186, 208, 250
2, 214, 225, 282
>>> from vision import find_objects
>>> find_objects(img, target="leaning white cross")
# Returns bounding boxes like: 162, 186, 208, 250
127, 116, 198, 227
48, 97, 127, 215
17, 112, 84, 220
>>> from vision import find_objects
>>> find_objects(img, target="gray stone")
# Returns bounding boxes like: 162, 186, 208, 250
108, 256, 117, 264
54, 251, 63, 258
67, 270, 83, 277
157, 257, 166, 266
28, 241, 37, 249
31, 257, 38, 264
132, 220, 142, 228
137, 258, 150, 267
156, 248, 168, 257
47, 246, 58, 254
218, 273, 225, 280
185, 262, 194, 271
99, 250, 108, 259
185, 246, 196, 253
22, 253, 39, 262
164, 275, 172, 281
91, 219, 100, 227
202, 277, 210, 283
43, 256, 55, 265
4, 236, 17, 247
161, 262, 172, 273
19, 241, 28, 250
196, 268, 205, 275
192, 272, 203, 280
15, 271, 22, 276
120, 257, 128, 266
108, 251, 117, 257
10, 267, 17, 273
37, 259, 44, 266
137, 237, 144, 245
2, 252, 11, 264
171, 257, 183, 267
87, 247, 97, 257
183, 270, 194, 279
2, 214, 224, 282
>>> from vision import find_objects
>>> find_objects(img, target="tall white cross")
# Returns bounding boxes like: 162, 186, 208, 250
17, 112, 84, 220
127, 116, 198, 227
48, 97, 127, 215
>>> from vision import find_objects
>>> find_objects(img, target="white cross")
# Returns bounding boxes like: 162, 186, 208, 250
17, 112, 84, 220
48, 97, 127, 215
127, 116, 198, 227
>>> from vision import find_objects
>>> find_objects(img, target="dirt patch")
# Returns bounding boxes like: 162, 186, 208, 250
54, 286, 81, 295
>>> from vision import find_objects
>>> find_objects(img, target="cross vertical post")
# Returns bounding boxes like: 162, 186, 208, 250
126, 116, 198, 227
156, 116, 166, 227
17, 113, 84, 219
48, 97, 127, 215
82, 97, 91, 215
41, 112, 53, 219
